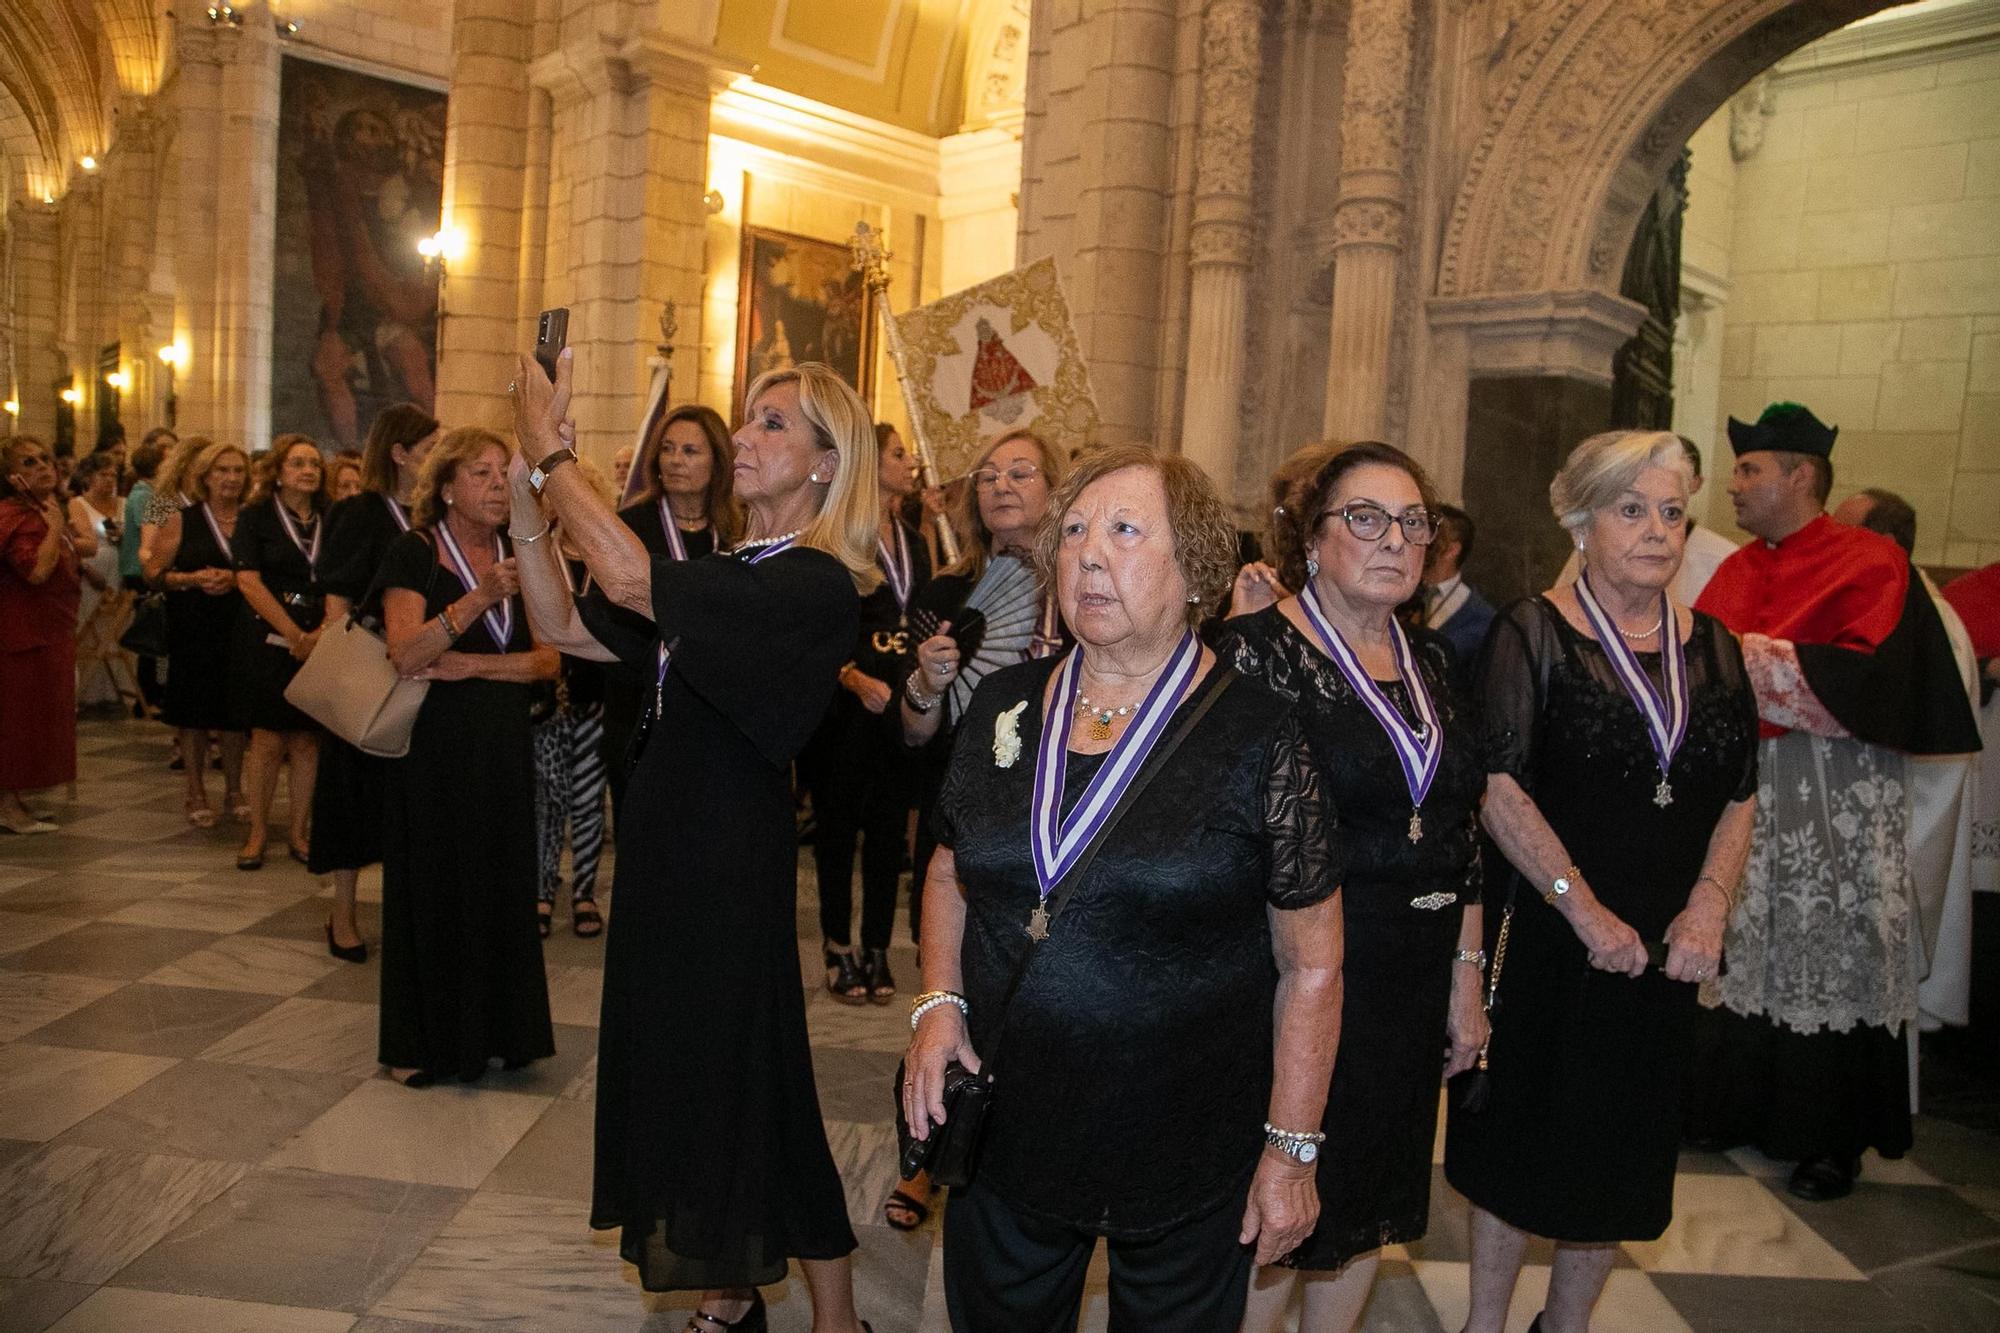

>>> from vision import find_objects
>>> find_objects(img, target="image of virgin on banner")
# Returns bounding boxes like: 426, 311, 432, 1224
271, 56, 447, 451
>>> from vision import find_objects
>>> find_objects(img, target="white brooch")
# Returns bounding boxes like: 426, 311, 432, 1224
993, 701, 1027, 768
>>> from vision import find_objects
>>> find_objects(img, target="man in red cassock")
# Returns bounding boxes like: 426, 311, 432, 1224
1685, 402, 1980, 1202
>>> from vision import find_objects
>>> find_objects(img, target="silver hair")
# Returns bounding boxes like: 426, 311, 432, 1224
1549, 429, 1693, 534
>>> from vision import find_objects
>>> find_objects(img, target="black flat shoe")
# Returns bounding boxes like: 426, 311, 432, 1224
236, 848, 265, 871
288, 843, 310, 866
389, 1068, 434, 1089
686, 1290, 766, 1333
325, 922, 367, 965
1788, 1154, 1859, 1201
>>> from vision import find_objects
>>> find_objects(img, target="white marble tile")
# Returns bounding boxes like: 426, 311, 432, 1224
197, 998, 382, 1078
0, 972, 122, 1042
1624, 1172, 1865, 1279
0, 1145, 244, 1284
107, 883, 317, 934
53, 810, 199, 844
46, 1287, 355, 1332
0, 1045, 177, 1142
542, 965, 601, 1028
369, 1190, 652, 1330
1724, 1143, 1942, 1187
1411, 1261, 1689, 1333
827, 1118, 904, 1234
805, 988, 914, 1054
0, 912, 87, 956
143, 935, 340, 996
264, 1080, 550, 1189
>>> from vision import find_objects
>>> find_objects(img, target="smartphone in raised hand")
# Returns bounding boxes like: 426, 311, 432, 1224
534, 308, 569, 383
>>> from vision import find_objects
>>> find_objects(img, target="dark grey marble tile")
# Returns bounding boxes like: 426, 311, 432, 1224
0, 1143, 34, 1173
292, 949, 382, 1004
1766, 1180, 2000, 1273
56, 1060, 357, 1162
0, 1277, 93, 1333
483, 1095, 592, 1203
812, 1046, 904, 1123
112, 1167, 471, 1313
2, 925, 220, 981
1866, 1245, 2000, 1333
476, 1024, 596, 1099
240, 897, 379, 944
1651, 1272, 1924, 1331
27, 984, 281, 1058
1910, 1117, 2000, 1191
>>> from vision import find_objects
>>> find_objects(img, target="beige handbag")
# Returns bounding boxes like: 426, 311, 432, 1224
284, 613, 428, 758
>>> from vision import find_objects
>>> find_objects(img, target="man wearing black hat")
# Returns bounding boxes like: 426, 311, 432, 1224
1684, 402, 1980, 1202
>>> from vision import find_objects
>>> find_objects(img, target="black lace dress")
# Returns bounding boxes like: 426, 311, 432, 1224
1218, 608, 1483, 1270
937, 658, 1341, 1240
1443, 597, 1757, 1242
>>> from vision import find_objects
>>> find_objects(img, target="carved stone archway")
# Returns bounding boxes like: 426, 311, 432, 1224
1419, 0, 1903, 599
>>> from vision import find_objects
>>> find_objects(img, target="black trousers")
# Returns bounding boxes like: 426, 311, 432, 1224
122, 574, 164, 710
942, 1179, 1253, 1333
806, 699, 912, 952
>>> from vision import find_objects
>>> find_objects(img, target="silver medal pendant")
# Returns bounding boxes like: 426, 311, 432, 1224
1654, 776, 1673, 809
1408, 808, 1423, 844
1026, 903, 1051, 942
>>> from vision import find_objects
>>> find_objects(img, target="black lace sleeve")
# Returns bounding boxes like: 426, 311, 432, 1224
1478, 598, 1558, 789
1263, 710, 1342, 910
1702, 614, 1760, 803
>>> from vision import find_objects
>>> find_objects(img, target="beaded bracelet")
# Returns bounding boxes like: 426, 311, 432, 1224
438, 605, 462, 640
904, 672, 942, 715
909, 990, 969, 1030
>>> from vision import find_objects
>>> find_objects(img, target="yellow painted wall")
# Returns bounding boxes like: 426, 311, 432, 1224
714, 0, 973, 137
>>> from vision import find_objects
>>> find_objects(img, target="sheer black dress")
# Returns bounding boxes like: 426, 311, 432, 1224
577, 544, 859, 1292
161, 502, 244, 732
1444, 597, 1757, 1242
230, 497, 325, 732
937, 658, 1341, 1244
375, 529, 554, 1077
1218, 608, 1483, 1270
600, 498, 715, 812
308, 493, 408, 875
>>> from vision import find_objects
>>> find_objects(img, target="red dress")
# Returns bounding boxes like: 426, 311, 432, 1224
0, 498, 80, 791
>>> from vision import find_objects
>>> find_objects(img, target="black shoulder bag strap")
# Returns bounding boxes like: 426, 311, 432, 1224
986, 663, 1239, 1043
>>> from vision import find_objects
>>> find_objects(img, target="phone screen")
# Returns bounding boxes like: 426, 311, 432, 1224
534, 308, 570, 382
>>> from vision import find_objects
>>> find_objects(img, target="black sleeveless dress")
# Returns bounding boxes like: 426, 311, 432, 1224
161, 503, 244, 731
1444, 597, 1757, 1242
231, 497, 325, 732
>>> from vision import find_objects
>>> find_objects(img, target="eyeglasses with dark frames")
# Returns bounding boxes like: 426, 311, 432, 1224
1320, 500, 1437, 546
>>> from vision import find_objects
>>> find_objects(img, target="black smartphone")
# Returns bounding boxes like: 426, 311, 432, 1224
534, 307, 570, 383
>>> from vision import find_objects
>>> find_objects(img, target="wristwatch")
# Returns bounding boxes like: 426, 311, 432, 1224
528, 447, 578, 496
1263, 1123, 1325, 1165
1542, 864, 1583, 907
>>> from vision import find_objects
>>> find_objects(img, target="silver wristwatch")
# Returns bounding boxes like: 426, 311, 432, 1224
1263, 1123, 1325, 1165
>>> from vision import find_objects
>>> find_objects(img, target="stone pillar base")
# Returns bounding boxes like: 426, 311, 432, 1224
1461, 375, 1613, 606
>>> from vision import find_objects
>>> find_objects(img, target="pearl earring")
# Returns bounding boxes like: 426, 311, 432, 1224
1305, 556, 1319, 579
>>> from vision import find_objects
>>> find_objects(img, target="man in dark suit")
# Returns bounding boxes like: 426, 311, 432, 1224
1424, 503, 1495, 667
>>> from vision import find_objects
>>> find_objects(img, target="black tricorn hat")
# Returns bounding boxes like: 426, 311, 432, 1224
1726, 401, 1837, 458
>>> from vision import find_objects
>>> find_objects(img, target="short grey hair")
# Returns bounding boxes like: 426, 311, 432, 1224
1549, 430, 1693, 534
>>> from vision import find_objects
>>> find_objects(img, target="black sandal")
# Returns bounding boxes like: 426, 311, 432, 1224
686, 1290, 766, 1333
883, 1186, 930, 1231
572, 900, 603, 937
536, 903, 553, 938
861, 946, 896, 1005
824, 947, 867, 1004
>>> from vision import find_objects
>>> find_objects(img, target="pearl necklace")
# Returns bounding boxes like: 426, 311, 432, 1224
1618, 615, 1664, 640
727, 529, 802, 555
1075, 691, 1139, 741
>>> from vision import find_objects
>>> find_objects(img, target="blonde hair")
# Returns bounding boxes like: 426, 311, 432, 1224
185, 441, 251, 504
1033, 444, 1238, 628
410, 427, 510, 529
944, 428, 1069, 582
1549, 429, 1692, 534
155, 433, 214, 501
742, 363, 880, 594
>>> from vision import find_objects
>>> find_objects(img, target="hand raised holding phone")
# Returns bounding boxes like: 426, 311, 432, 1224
511, 309, 574, 468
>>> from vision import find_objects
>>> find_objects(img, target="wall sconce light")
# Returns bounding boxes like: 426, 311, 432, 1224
41, 192, 54, 205
416, 227, 466, 263
158, 344, 185, 369
276, 17, 301, 36
105, 370, 130, 392
59, 386, 81, 405
2, 400, 17, 417
79, 155, 98, 172
206, 5, 243, 25
704, 189, 726, 216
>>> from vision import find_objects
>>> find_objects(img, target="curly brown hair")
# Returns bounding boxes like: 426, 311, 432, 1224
409, 427, 510, 528
1032, 444, 1238, 629
1265, 441, 1348, 592
1279, 442, 1439, 584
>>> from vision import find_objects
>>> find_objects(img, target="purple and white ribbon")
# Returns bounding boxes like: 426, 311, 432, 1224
657, 497, 690, 563
1300, 580, 1442, 816
434, 521, 514, 648
273, 501, 321, 575
1030, 630, 1200, 898
877, 522, 912, 614
198, 502, 234, 563
1575, 571, 1687, 799
383, 495, 410, 532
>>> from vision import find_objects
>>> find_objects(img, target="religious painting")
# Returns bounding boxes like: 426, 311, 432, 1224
270, 56, 446, 451
733, 226, 875, 412
885, 257, 1100, 480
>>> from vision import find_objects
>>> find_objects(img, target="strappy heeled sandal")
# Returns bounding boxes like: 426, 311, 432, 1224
861, 946, 896, 1005
572, 900, 603, 937
685, 1290, 766, 1333
824, 947, 868, 1005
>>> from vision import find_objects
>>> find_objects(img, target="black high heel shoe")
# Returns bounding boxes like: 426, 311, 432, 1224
824, 947, 867, 1005
860, 946, 895, 1005
325, 921, 367, 965
685, 1290, 767, 1333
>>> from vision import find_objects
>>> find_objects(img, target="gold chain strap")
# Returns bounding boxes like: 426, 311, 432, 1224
1474, 904, 1514, 1072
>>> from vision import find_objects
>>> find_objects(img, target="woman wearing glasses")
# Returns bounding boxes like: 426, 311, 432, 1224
1221, 443, 1488, 1333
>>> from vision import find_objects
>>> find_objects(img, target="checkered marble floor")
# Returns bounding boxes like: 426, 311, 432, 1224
0, 717, 1995, 1332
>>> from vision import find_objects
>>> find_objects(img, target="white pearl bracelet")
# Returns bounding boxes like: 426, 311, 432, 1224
909, 991, 969, 1030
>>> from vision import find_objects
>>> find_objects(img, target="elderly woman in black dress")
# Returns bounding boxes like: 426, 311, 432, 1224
510, 353, 881, 1333
1224, 442, 1487, 1333
1444, 430, 1757, 1333
310, 403, 437, 960
232, 434, 330, 871
143, 439, 250, 828
378, 427, 557, 1087
905, 445, 1344, 1332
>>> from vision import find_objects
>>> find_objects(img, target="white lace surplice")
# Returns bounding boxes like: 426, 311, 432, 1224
1706, 730, 1916, 1036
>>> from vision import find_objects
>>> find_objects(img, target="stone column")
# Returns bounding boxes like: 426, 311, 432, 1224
1321, 0, 1413, 442
434, 0, 535, 431
1177, 0, 1259, 494
6, 203, 63, 441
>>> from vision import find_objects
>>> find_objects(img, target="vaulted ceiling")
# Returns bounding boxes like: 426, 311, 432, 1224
0, 0, 164, 206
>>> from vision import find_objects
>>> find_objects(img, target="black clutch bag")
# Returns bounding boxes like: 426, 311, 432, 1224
893, 1058, 992, 1188
119, 593, 169, 658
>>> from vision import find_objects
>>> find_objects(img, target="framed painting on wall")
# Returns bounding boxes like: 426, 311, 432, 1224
733, 226, 875, 413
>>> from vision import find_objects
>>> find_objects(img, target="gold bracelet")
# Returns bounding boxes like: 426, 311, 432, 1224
1696, 872, 1735, 909
438, 606, 462, 639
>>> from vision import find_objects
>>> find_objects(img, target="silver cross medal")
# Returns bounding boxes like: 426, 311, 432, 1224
1026, 903, 1051, 942
1407, 808, 1423, 844
1653, 776, 1673, 809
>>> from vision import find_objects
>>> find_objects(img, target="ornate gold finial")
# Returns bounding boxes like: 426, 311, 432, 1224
657, 300, 677, 357
849, 221, 891, 293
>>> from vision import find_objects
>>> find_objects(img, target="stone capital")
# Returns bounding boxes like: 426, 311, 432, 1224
1426, 288, 1647, 386
1189, 219, 1255, 268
